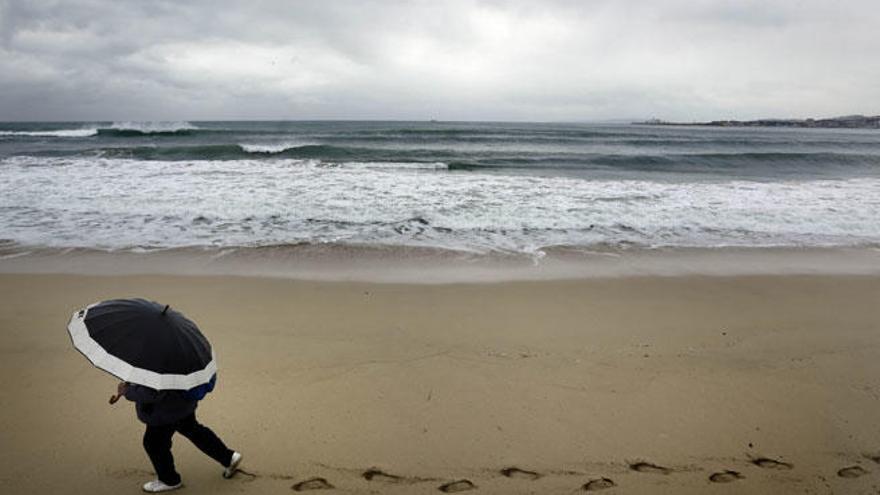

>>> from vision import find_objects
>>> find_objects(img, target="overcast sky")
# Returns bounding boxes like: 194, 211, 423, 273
1, 0, 878, 122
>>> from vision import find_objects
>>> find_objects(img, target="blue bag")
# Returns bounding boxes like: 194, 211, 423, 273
184, 373, 216, 401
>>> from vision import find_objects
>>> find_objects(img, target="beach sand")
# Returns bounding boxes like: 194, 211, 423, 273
1, 271, 879, 494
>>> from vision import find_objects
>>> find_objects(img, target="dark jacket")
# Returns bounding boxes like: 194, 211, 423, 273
124, 383, 198, 426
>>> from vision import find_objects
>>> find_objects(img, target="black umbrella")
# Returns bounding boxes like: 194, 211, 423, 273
67, 298, 217, 391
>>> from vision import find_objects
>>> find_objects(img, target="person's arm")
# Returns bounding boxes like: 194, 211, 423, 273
122, 382, 165, 403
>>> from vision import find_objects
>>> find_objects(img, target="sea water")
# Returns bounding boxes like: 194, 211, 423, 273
1, 121, 878, 254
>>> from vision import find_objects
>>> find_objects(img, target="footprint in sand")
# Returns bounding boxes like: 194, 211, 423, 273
751, 458, 793, 470
438, 479, 477, 492
583, 477, 616, 491
292, 477, 334, 491
362, 468, 403, 483
629, 462, 671, 475
837, 466, 868, 478
500, 467, 541, 480
709, 470, 744, 483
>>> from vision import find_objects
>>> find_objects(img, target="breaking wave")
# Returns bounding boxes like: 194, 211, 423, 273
238, 142, 317, 154
93, 143, 450, 165
0, 129, 98, 138
97, 121, 199, 137
0, 122, 201, 139
1, 155, 879, 253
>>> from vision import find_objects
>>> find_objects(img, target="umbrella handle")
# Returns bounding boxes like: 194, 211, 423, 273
110, 381, 128, 405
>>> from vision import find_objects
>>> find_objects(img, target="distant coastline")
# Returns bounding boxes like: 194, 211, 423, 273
638, 114, 880, 129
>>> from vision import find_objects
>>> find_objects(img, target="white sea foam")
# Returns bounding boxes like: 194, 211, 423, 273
238, 142, 313, 153
1, 156, 879, 253
0, 129, 98, 137
108, 121, 197, 133
339, 161, 449, 170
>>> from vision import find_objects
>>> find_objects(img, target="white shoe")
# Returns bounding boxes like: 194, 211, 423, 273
223, 451, 242, 479
142, 480, 182, 492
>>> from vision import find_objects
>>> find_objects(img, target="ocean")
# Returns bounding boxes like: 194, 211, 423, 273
1, 120, 879, 256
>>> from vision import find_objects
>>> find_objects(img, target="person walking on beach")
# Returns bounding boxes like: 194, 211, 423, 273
116, 381, 243, 492
66, 299, 241, 493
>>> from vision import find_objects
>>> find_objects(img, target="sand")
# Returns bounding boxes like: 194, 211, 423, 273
1, 271, 879, 494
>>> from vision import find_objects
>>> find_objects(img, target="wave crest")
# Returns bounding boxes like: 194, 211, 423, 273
109, 121, 197, 133
238, 142, 315, 154
0, 129, 98, 137
337, 161, 448, 170
96, 121, 199, 137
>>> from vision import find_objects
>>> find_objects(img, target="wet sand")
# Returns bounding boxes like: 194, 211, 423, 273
1, 272, 879, 494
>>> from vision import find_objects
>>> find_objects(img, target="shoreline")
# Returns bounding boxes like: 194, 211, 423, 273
2, 244, 879, 283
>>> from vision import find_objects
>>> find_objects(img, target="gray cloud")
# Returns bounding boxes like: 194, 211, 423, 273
1, 0, 878, 121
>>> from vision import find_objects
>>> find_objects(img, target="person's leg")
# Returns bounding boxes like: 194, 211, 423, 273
143, 424, 182, 485
175, 413, 235, 467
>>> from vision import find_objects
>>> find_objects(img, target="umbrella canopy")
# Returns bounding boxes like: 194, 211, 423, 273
67, 298, 216, 390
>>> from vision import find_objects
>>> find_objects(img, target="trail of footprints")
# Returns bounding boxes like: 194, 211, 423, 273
229, 455, 876, 491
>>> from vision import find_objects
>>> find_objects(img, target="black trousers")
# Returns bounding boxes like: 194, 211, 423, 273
142, 413, 234, 485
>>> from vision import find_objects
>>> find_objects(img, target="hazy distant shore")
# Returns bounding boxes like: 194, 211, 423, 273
640, 114, 880, 129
